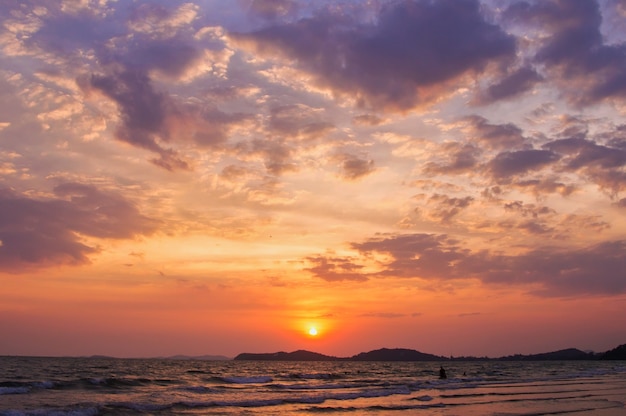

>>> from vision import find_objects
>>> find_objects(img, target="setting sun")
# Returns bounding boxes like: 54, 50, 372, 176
308, 327, 318, 337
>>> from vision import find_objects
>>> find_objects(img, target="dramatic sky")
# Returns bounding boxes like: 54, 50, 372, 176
1, 0, 626, 358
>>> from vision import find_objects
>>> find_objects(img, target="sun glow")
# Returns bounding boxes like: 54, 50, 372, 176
308, 327, 318, 336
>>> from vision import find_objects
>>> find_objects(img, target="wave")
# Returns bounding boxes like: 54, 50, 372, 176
2, 358, 625, 415
288, 372, 344, 380
0, 376, 159, 396
217, 376, 273, 384
0, 407, 100, 416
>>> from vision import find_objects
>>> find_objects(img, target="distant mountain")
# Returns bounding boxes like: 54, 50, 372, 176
232, 342, 626, 362
601, 344, 626, 360
350, 348, 445, 361
498, 348, 596, 361
234, 350, 338, 361
235, 348, 444, 361
164, 354, 231, 361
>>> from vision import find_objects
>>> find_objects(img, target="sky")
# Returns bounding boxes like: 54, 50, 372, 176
1, 0, 626, 359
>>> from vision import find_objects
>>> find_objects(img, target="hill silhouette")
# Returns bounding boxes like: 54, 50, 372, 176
234, 348, 446, 361
601, 344, 626, 360
234, 343, 626, 362
350, 348, 443, 361
497, 348, 596, 361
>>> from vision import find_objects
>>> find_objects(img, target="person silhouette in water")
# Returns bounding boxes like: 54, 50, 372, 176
439, 366, 447, 379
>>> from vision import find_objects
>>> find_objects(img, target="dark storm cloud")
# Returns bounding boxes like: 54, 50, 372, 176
474, 66, 543, 105
0, 184, 159, 272
506, 0, 626, 106
307, 233, 626, 296
232, 0, 516, 111
487, 149, 560, 179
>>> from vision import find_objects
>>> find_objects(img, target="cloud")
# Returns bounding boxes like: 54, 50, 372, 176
269, 104, 334, 140
85, 68, 190, 171
463, 115, 528, 150
514, 178, 577, 197
473, 66, 543, 105
14, 0, 244, 171
232, 0, 516, 111
305, 253, 368, 282
417, 194, 474, 223
544, 136, 626, 193
0, 183, 159, 272
359, 312, 407, 319
506, 0, 626, 106
545, 137, 626, 170
500, 201, 556, 235
423, 143, 481, 175
128, 3, 199, 38
487, 149, 560, 179
352, 114, 386, 126
305, 233, 626, 296
337, 153, 376, 181
245, 0, 299, 20
84, 67, 251, 171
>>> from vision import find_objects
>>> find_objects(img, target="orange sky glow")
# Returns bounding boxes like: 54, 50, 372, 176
1, 0, 626, 359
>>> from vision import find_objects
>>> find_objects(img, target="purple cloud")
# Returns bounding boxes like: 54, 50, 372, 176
488, 149, 560, 179
337, 154, 376, 181
307, 233, 626, 296
232, 0, 516, 111
305, 254, 368, 282
246, 0, 299, 20
0, 183, 159, 272
464, 115, 528, 150
423, 194, 474, 223
506, 0, 626, 106
423, 143, 481, 175
269, 104, 335, 140
474, 66, 543, 105
545, 136, 626, 192
86, 69, 190, 171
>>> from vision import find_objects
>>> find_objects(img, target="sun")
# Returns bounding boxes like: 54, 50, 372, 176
308, 327, 318, 336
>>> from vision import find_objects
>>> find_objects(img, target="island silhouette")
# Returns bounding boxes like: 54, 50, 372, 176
232, 344, 626, 361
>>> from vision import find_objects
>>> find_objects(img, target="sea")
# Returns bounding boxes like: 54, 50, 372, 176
1, 357, 625, 415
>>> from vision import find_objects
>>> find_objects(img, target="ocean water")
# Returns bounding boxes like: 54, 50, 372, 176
1, 357, 625, 415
